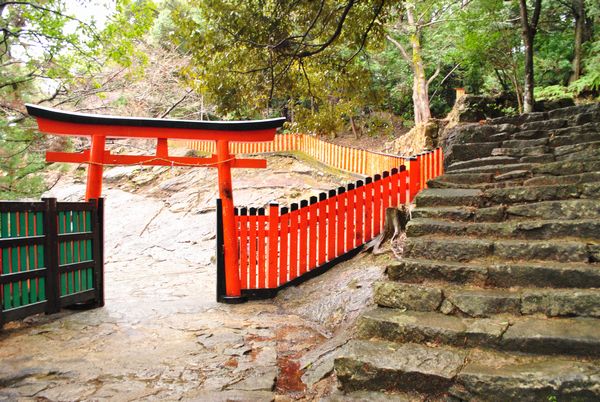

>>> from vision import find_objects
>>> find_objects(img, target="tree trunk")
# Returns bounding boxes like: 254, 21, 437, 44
406, 6, 431, 125
519, 0, 542, 114
570, 0, 585, 83
522, 31, 535, 113
364, 206, 410, 254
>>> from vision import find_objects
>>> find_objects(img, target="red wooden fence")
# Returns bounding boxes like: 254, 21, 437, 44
183, 133, 407, 176
222, 148, 443, 298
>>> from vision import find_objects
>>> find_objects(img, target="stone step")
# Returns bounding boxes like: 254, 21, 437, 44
334, 340, 467, 395
532, 159, 600, 176
506, 199, 600, 220
491, 145, 549, 158
446, 162, 537, 175
482, 182, 600, 206
387, 258, 600, 289
334, 339, 600, 400
373, 281, 600, 318
414, 188, 482, 208
556, 145, 600, 162
356, 309, 600, 357
413, 199, 600, 222
412, 206, 504, 222
435, 168, 600, 190
445, 142, 501, 166
548, 125, 600, 147
523, 171, 600, 186
404, 236, 597, 263
500, 137, 549, 149
406, 218, 600, 241
447, 156, 519, 172
547, 103, 599, 119
520, 118, 567, 132
519, 153, 556, 164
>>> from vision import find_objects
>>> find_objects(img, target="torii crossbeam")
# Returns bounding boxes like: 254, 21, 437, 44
27, 104, 285, 301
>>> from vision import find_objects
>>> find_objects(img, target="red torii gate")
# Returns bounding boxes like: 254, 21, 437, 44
26, 104, 285, 302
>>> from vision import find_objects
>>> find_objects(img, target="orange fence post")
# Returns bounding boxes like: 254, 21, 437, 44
364, 177, 373, 242
336, 187, 346, 257
373, 174, 382, 236
239, 208, 249, 290
327, 189, 337, 261
248, 208, 258, 289
399, 165, 408, 205
289, 203, 299, 281
317, 193, 327, 266
268, 203, 279, 288
299, 200, 309, 275
257, 208, 266, 289
355, 180, 364, 246
382, 171, 391, 212
408, 157, 420, 202
308, 196, 318, 270
346, 183, 355, 251
279, 207, 289, 285
390, 168, 399, 207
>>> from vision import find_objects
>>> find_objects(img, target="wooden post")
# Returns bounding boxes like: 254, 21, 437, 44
85, 135, 106, 201
216, 139, 243, 301
42, 198, 60, 314
408, 157, 420, 202
267, 203, 279, 288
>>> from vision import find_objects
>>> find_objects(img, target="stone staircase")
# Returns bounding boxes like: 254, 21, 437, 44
333, 103, 600, 401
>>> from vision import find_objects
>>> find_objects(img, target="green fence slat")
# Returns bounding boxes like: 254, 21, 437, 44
27, 212, 37, 303
58, 212, 67, 295
67, 211, 74, 295
9, 212, 21, 308
1, 212, 11, 309
19, 212, 30, 306
74, 211, 81, 292
36, 211, 45, 301
86, 210, 93, 290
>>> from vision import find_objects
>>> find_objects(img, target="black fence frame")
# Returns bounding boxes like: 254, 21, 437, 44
0, 198, 104, 327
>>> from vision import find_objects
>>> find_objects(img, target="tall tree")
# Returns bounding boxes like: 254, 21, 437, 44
385, 0, 469, 125
0, 0, 155, 199
518, 0, 542, 113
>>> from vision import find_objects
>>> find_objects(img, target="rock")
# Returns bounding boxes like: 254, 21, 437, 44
520, 118, 567, 131
445, 288, 521, 317
447, 156, 519, 172
334, 340, 467, 393
445, 142, 500, 166
521, 289, 600, 318
387, 259, 488, 286
502, 317, 600, 356
452, 358, 600, 402
506, 199, 600, 220
493, 239, 590, 263
373, 282, 442, 311
404, 237, 493, 262
486, 261, 600, 288
357, 309, 508, 347
415, 188, 482, 208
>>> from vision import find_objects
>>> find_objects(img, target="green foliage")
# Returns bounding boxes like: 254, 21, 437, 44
0, 0, 156, 200
0, 124, 46, 199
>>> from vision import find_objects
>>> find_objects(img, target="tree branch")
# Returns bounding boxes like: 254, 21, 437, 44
386, 34, 411, 62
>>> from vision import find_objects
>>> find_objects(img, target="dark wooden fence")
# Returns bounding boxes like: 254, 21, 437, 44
216, 148, 443, 300
0, 198, 104, 326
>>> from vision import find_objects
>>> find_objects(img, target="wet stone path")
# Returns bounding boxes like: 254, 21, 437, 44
0, 155, 390, 401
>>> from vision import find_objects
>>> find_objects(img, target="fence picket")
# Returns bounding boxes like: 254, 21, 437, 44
289, 204, 299, 281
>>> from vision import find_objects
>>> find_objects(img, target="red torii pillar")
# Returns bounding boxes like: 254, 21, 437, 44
26, 104, 285, 302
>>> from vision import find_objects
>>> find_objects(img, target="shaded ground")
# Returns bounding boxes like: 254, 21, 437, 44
0, 154, 392, 401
